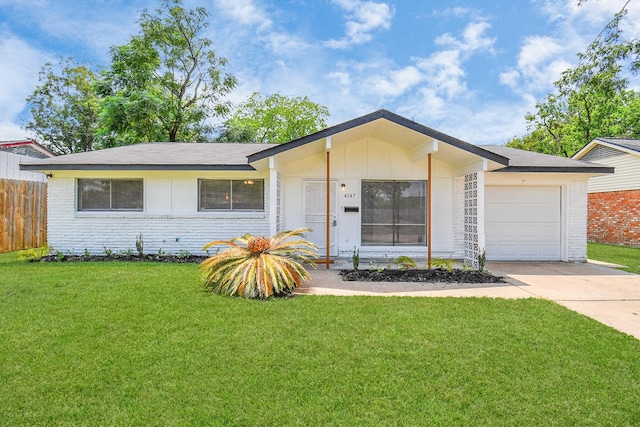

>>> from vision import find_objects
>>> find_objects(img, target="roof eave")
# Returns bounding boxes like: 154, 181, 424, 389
491, 166, 615, 174
19, 164, 257, 171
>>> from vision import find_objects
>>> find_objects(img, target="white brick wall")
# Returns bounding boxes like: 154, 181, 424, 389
47, 176, 271, 255
567, 179, 588, 262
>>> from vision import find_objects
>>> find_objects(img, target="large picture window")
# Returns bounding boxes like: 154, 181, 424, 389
361, 180, 427, 246
77, 179, 143, 211
199, 179, 264, 211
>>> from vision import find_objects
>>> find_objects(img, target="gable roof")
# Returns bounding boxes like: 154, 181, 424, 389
481, 145, 614, 173
20, 142, 276, 171
247, 109, 511, 165
19, 110, 613, 175
0, 140, 56, 159
573, 137, 640, 160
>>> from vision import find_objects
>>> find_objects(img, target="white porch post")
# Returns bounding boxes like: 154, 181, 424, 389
268, 156, 278, 236
325, 136, 332, 269
477, 171, 486, 266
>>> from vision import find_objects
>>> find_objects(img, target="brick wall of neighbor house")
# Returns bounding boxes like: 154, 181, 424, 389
588, 190, 640, 247
47, 177, 271, 255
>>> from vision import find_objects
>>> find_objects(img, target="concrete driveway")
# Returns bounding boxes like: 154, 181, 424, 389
297, 261, 640, 340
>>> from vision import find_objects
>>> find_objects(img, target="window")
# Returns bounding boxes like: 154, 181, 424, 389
199, 179, 264, 211
361, 180, 426, 246
77, 179, 143, 211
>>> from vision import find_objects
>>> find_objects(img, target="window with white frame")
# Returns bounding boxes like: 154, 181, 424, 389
77, 179, 143, 211
361, 180, 427, 246
199, 179, 264, 211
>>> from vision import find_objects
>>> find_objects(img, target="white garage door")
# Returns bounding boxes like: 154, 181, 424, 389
485, 186, 561, 261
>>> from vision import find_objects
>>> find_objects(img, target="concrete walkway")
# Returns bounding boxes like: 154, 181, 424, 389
296, 261, 640, 340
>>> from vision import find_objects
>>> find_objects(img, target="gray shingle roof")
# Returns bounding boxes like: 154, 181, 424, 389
18, 113, 614, 175
20, 142, 276, 171
594, 138, 640, 153
480, 145, 614, 173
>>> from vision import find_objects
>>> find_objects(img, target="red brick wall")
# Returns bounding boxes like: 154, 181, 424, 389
588, 190, 640, 247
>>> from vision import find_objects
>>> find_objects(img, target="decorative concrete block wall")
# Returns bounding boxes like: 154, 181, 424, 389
463, 172, 485, 269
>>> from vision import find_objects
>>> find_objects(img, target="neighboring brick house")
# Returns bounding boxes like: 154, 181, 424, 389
573, 138, 640, 247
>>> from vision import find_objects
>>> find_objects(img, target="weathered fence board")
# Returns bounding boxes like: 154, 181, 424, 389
0, 179, 47, 253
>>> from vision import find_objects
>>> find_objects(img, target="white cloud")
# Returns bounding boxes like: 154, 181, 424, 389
364, 66, 423, 97
214, 0, 273, 30
322, 16, 497, 122
416, 50, 466, 98
499, 35, 574, 94
0, 33, 51, 127
325, 0, 394, 49
261, 32, 312, 56
414, 19, 495, 99
436, 20, 495, 53
498, 0, 640, 104
0, 121, 31, 140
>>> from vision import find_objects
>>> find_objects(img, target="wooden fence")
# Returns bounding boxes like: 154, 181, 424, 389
0, 179, 47, 253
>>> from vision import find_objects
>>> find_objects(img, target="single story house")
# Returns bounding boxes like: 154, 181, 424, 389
572, 138, 640, 247
21, 110, 612, 267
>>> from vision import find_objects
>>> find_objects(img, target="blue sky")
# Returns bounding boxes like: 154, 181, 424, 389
1, 0, 639, 145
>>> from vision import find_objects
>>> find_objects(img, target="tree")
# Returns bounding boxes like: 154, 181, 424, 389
24, 57, 100, 155
216, 92, 330, 143
507, 8, 640, 157
96, 0, 237, 146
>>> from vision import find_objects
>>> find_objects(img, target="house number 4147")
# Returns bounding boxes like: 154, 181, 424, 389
343, 193, 357, 198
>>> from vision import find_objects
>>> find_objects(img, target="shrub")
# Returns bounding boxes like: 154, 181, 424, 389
201, 228, 318, 299
17, 244, 50, 261
395, 255, 417, 270
136, 234, 144, 256
430, 258, 454, 271
352, 246, 360, 271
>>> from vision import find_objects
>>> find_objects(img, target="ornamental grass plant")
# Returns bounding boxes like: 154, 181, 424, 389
201, 228, 318, 299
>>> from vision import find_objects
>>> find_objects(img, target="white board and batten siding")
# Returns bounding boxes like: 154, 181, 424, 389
0, 151, 47, 181
47, 175, 271, 255
485, 186, 562, 261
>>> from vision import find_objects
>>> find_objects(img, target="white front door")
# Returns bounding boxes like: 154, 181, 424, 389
304, 180, 337, 256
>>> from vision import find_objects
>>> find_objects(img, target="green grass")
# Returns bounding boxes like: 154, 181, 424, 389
0, 251, 21, 264
1, 261, 640, 426
588, 242, 640, 274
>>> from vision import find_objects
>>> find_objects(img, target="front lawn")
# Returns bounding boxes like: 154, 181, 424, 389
1, 261, 639, 426
588, 242, 640, 274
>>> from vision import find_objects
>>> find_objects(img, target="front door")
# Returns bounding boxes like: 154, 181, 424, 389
304, 180, 337, 256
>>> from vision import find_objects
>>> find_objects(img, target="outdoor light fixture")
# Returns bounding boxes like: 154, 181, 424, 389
45, 173, 53, 179
340, 183, 346, 191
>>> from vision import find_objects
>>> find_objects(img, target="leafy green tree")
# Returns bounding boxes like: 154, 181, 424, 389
24, 58, 100, 155
96, 0, 237, 146
507, 9, 640, 157
216, 92, 330, 143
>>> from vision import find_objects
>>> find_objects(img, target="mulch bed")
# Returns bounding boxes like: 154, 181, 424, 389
340, 268, 505, 283
39, 254, 208, 264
